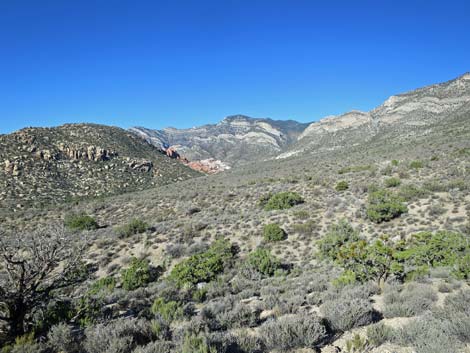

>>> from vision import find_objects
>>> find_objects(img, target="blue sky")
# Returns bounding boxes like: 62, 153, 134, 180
0, 0, 469, 134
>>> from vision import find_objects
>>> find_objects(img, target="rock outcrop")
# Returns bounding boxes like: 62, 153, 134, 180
0, 124, 200, 210
130, 116, 310, 167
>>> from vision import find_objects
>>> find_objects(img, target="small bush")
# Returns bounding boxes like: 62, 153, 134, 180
121, 257, 151, 290
259, 314, 327, 350
366, 322, 393, 346
262, 192, 304, 211
64, 213, 98, 231
151, 298, 184, 322
384, 177, 401, 188
320, 297, 376, 332
366, 189, 407, 223
335, 181, 349, 191
169, 238, 235, 287
409, 160, 424, 169
84, 318, 154, 353
263, 223, 286, 242
115, 218, 148, 238
247, 248, 281, 276
47, 323, 77, 353
382, 283, 437, 318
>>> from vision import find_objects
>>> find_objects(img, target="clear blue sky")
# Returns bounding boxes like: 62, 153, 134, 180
1, 0, 469, 134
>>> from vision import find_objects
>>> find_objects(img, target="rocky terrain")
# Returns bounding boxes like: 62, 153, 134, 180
280, 72, 470, 158
0, 124, 200, 211
0, 74, 469, 353
130, 115, 310, 168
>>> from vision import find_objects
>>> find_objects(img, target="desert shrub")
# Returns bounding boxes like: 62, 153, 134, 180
169, 238, 235, 287
335, 180, 349, 191
320, 297, 376, 332
115, 218, 148, 238
151, 297, 183, 322
338, 165, 373, 174
258, 314, 327, 350
235, 329, 265, 353
121, 257, 151, 290
132, 341, 174, 353
262, 192, 304, 211
247, 248, 281, 276
384, 177, 401, 188
47, 323, 77, 353
398, 184, 428, 201
75, 294, 106, 327
88, 276, 116, 295
382, 283, 437, 318
443, 289, 470, 315
366, 189, 407, 223
366, 322, 393, 346
317, 220, 360, 259
84, 318, 155, 353
64, 212, 98, 231
409, 160, 424, 169
180, 334, 217, 353
262, 223, 286, 242
394, 231, 470, 279
292, 220, 316, 235
202, 299, 261, 330
391, 159, 399, 166
391, 313, 464, 353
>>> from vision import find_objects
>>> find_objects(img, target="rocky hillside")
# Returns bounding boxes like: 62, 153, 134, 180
0, 124, 200, 210
280, 72, 470, 158
130, 115, 310, 167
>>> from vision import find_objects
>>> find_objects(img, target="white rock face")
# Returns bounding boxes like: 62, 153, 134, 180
294, 72, 470, 155
129, 115, 309, 166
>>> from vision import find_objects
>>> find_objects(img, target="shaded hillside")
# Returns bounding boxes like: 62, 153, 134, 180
0, 123, 201, 210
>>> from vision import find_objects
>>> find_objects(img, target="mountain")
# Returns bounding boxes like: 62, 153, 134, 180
130, 115, 310, 167
0, 123, 200, 210
279, 72, 470, 158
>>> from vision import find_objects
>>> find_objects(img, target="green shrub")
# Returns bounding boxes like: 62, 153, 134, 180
335, 180, 349, 191
366, 189, 407, 223
391, 159, 399, 166
115, 219, 148, 238
384, 177, 401, 188
247, 248, 281, 276
263, 223, 286, 242
88, 276, 116, 296
398, 184, 428, 201
121, 257, 151, 290
64, 213, 98, 231
181, 334, 217, 353
151, 298, 183, 322
409, 160, 424, 169
317, 220, 360, 260
169, 238, 235, 287
262, 192, 304, 211
395, 231, 470, 279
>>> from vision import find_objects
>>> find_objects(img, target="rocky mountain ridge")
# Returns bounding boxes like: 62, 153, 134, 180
279, 72, 470, 158
0, 124, 200, 211
130, 115, 310, 167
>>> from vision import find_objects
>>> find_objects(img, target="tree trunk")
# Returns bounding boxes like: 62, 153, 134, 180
8, 299, 27, 339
